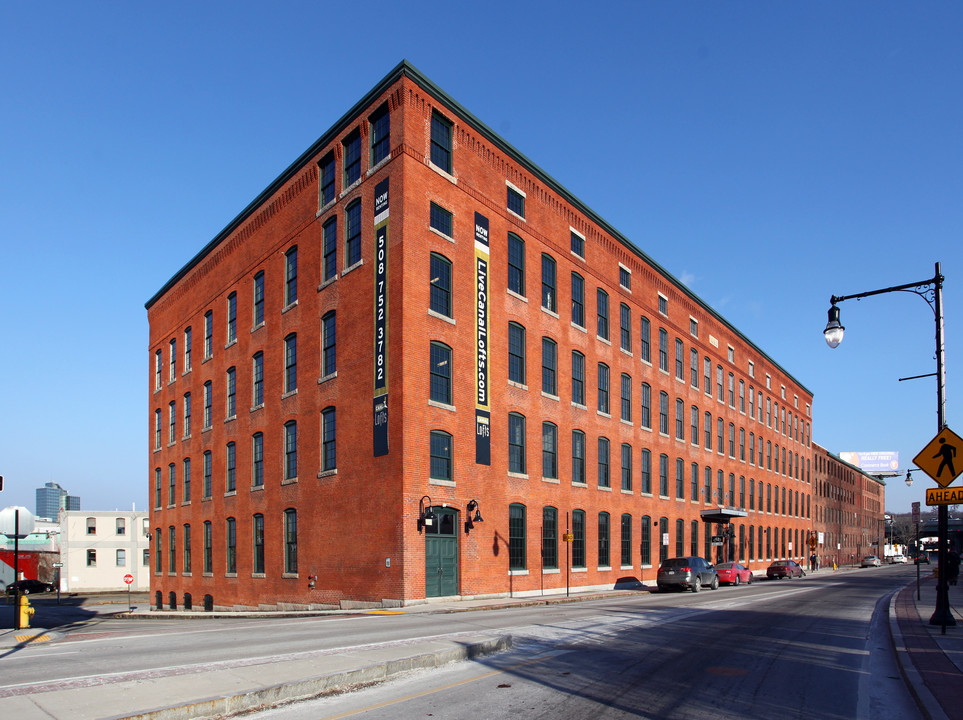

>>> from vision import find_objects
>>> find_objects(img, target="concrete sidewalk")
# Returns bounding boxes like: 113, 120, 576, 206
2, 568, 961, 720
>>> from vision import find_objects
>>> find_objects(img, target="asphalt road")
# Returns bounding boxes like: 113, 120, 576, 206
1, 567, 921, 719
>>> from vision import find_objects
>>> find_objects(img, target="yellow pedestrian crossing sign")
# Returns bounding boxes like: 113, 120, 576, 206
913, 426, 963, 487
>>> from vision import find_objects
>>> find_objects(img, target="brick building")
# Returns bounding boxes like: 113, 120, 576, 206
811, 443, 886, 568
146, 61, 816, 610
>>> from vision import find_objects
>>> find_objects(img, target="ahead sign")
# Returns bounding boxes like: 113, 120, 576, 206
926, 487, 963, 506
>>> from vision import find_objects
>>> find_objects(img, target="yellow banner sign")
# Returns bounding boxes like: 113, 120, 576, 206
925, 486, 963, 506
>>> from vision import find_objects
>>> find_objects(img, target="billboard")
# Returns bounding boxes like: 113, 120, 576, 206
839, 451, 899, 475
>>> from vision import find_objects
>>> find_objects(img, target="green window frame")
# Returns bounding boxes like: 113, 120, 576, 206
509, 503, 526, 570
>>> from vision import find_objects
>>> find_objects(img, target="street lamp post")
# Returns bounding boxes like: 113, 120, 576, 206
823, 262, 952, 627
907, 470, 922, 600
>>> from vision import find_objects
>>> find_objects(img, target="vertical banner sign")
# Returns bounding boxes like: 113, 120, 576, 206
474, 212, 491, 465
373, 179, 390, 456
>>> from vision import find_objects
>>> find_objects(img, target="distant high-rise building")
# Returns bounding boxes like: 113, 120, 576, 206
35, 482, 80, 520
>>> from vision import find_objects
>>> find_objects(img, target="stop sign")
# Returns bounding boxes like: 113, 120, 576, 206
123, 574, 134, 585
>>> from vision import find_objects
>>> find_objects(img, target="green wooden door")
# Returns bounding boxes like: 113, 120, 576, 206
425, 507, 458, 597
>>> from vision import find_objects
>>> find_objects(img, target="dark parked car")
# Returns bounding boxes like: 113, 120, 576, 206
4, 579, 56, 595
715, 562, 753, 586
915, 554, 931, 565
657, 556, 719, 592
766, 560, 805, 580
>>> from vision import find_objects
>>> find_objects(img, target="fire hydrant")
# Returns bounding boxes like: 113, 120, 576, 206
18, 595, 34, 629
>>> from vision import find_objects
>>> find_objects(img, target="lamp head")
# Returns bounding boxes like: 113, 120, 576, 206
905, 470, 913, 488
824, 303, 845, 348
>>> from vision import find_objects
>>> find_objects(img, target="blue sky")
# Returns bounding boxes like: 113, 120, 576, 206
1, 2, 960, 515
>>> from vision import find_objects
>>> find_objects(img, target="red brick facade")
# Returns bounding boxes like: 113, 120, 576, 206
147, 62, 818, 610
811, 443, 886, 568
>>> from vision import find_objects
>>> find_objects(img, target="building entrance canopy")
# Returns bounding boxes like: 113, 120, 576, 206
700, 508, 748, 524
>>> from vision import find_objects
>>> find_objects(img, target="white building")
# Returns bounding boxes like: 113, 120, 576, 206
59, 510, 150, 592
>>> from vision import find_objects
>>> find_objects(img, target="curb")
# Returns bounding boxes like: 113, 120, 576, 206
889, 584, 949, 720
112, 634, 512, 720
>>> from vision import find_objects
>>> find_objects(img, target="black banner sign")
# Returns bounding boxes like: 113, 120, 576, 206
474, 212, 491, 465
373, 179, 389, 457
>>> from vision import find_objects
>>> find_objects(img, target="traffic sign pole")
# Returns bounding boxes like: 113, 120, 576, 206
124, 573, 134, 612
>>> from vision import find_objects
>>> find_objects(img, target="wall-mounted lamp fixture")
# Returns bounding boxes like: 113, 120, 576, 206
417, 495, 436, 533
464, 499, 483, 534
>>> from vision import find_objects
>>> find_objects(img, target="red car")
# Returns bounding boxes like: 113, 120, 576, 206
767, 560, 806, 579
715, 562, 753, 586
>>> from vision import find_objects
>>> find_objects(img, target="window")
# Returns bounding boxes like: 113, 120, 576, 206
284, 509, 298, 574
203, 382, 212, 429
319, 311, 336, 378
252, 433, 264, 487
252, 353, 264, 407
659, 517, 669, 563
690, 349, 699, 388
370, 104, 390, 165
542, 422, 558, 479
429, 253, 452, 317
640, 316, 651, 362
183, 525, 191, 572
184, 326, 192, 372
429, 342, 453, 405
507, 233, 525, 295
598, 437, 610, 488
284, 421, 298, 480
542, 507, 558, 569
621, 514, 632, 566
184, 458, 192, 502
728, 372, 735, 407
509, 413, 526, 474
166, 526, 176, 573
154, 528, 161, 571
226, 517, 237, 574
571, 230, 584, 257
640, 449, 651, 494
619, 265, 631, 291
253, 514, 265, 574
729, 423, 736, 458
169, 339, 177, 382
227, 292, 237, 344
640, 383, 651, 429
598, 512, 611, 567
673, 398, 683, 440
509, 504, 526, 570
87, 549, 97, 567
740, 428, 746, 461
691, 462, 700, 500
572, 429, 586, 484
85, 516, 96, 535
690, 405, 699, 445
749, 433, 756, 465
155, 349, 162, 390
430, 111, 452, 173
541, 338, 557, 396
226, 367, 236, 418
284, 334, 297, 393
596, 289, 609, 340
739, 380, 746, 413
343, 128, 361, 186
285, 247, 297, 306
717, 417, 725, 454
675, 339, 684, 380
203, 521, 213, 573
676, 519, 684, 557
203, 450, 212, 498
717, 365, 724, 401
430, 430, 452, 481
253, 272, 264, 327
154, 409, 162, 449
507, 184, 525, 218
430, 202, 452, 238
571, 273, 585, 327
659, 453, 669, 496
705, 466, 712, 504
571, 350, 585, 405
319, 152, 336, 206
204, 310, 213, 359
705, 411, 712, 449
658, 329, 668, 372
658, 295, 668, 315
620, 373, 632, 422
704, 356, 711, 395
508, 323, 526, 385
597, 363, 609, 414
749, 386, 756, 419
321, 407, 336, 472
659, 391, 669, 435
226, 442, 236, 492
619, 304, 631, 352
322, 217, 338, 282
168, 463, 176, 505
541, 254, 556, 312
640, 515, 652, 565
676, 458, 685, 499
572, 510, 586, 568
345, 200, 362, 268
168, 401, 176, 444
621, 443, 632, 491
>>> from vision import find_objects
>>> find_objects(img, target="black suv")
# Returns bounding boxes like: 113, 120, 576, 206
657, 556, 719, 592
